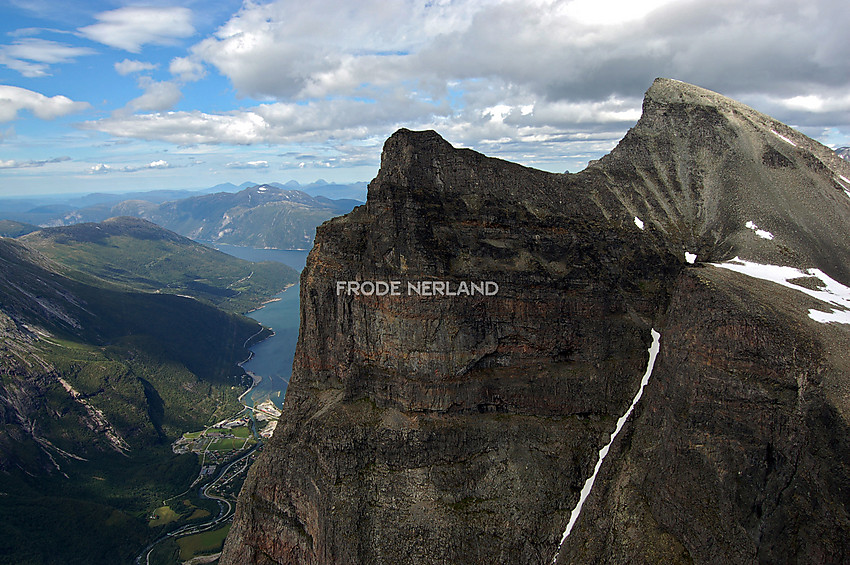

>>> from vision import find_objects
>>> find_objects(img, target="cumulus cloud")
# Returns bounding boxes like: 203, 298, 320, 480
169, 56, 206, 82
0, 38, 96, 77
81, 93, 448, 145
80, 0, 850, 173
191, 0, 481, 100
188, 0, 849, 116
193, 0, 850, 100
79, 7, 195, 53
0, 85, 89, 122
89, 163, 112, 174
127, 78, 182, 112
115, 59, 158, 75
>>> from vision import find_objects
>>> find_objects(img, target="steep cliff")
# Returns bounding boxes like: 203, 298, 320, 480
222, 79, 850, 564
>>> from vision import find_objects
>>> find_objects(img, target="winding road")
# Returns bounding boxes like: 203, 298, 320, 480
136, 442, 261, 565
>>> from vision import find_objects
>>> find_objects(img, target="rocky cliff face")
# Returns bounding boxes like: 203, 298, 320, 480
222, 79, 850, 564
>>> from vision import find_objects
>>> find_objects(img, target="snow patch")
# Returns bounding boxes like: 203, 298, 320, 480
685, 252, 697, 264
553, 329, 661, 561
834, 176, 850, 199
713, 257, 850, 324
634, 216, 644, 230
745, 220, 774, 240
771, 129, 797, 147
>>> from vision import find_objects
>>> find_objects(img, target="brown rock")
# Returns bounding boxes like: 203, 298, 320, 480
222, 79, 850, 564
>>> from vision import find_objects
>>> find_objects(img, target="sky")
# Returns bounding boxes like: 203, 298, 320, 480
1, 0, 848, 197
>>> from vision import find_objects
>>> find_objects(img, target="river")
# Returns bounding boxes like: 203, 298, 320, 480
211, 244, 309, 410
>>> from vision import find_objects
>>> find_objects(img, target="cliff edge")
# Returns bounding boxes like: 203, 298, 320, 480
221, 79, 850, 564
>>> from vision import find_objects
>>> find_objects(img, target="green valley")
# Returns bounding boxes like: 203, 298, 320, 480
0, 221, 292, 564
20, 216, 298, 314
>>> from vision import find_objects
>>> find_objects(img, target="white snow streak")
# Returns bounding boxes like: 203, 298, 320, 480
770, 129, 797, 147
834, 176, 850, 199
713, 257, 850, 324
745, 221, 774, 240
685, 252, 697, 264
553, 329, 661, 561
634, 216, 644, 230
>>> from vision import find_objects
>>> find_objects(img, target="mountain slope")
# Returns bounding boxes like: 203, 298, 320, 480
0, 236, 266, 564
20, 216, 298, 313
144, 184, 357, 249
221, 79, 850, 565
590, 78, 850, 283
0, 219, 39, 237
0, 235, 262, 455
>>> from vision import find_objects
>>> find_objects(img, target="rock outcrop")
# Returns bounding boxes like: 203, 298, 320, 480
222, 79, 850, 564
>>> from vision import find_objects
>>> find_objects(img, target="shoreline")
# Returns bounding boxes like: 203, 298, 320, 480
238, 370, 262, 403
245, 283, 295, 313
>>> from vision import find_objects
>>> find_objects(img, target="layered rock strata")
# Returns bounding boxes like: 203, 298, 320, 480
222, 79, 850, 564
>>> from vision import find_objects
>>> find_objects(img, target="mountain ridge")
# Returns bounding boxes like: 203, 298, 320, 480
221, 78, 850, 564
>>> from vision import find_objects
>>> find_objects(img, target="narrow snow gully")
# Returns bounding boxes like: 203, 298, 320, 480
553, 329, 661, 563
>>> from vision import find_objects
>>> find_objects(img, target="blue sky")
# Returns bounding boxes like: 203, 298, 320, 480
1, 0, 849, 196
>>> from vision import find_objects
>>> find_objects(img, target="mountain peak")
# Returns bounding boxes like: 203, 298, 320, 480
593, 78, 850, 284
645, 77, 731, 106
223, 79, 850, 565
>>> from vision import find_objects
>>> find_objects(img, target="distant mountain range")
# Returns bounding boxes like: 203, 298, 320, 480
837, 146, 850, 161
2, 182, 365, 250
125, 184, 361, 250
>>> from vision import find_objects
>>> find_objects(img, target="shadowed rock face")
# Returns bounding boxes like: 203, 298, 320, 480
221, 79, 850, 565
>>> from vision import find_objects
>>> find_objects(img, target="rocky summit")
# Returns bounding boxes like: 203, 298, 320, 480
221, 79, 850, 564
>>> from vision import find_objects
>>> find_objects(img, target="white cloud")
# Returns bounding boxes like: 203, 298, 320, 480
127, 78, 182, 112
77, 0, 850, 177
115, 59, 158, 75
86, 160, 173, 174
169, 56, 206, 82
0, 85, 89, 122
0, 38, 96, 77
82, 92, 448, 145
564, 0, 680, 26
89, 163, 112, 174
0, 156, 70, 169
79, 7, 195, 53
226, 160, 269, 169
188, 0, 849, 110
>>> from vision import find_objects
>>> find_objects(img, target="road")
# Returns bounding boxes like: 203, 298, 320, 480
135, 442, 261, 565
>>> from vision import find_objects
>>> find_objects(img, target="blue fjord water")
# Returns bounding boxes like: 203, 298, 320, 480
211, 244, 309, 410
